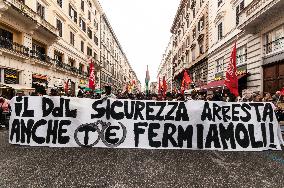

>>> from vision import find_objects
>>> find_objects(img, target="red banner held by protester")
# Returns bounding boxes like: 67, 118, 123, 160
181, 71, 191, 94
280, 87, 284, 96
225, 42, 238, 97
158, 77, 161, 95
163, 76, 167, 96
88, 59, 95, 90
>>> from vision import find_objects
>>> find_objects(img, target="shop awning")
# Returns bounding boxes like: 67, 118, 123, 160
201, 74, 248, 90
0, 83, 35, 91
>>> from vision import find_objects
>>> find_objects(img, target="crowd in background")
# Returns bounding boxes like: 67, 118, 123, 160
1, 86, 284, 129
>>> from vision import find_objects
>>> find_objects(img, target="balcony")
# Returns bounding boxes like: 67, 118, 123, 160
30, 50, 54, 65
55, 60, 88, 77
238, 0, 284, 33
0, 36, 29, 57
1, 0, 58, 39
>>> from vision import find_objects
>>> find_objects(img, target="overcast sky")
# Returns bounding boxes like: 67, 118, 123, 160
99, 0, 180, 86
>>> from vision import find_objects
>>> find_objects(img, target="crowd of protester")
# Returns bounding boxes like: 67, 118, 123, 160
1, 86, 284, 129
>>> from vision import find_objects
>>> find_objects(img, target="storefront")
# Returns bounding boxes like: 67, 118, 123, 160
32, 74, 48, 95
0, 68, 18, 99
201, 64, 248, 94
3, 68, 19, 84
0, 68, 34, 99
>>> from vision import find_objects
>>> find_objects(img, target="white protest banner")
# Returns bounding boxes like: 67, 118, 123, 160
9, 96, 284, 151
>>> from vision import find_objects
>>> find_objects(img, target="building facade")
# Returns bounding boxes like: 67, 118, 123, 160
0, 0, 139, 98
100, 14, 139, 93
238, 0, 284, 93
206, 0, 250, 93
170, 0, 209, 90
0, 0, 102, 97
205, 0, 284, 94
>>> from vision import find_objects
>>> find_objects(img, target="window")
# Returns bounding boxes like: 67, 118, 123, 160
237, 45, 247, 65
199, 42, 204, 54
81, 0, 84, 11
79, 17, 86, 32
200, 0, 204, 7
218, 0, 223, 7
240, 0, 245, 10
236, 1, 244, 25
88, 11, 91, 21
192, 8, 196, 18
87, 27, 92, 39
54, 51, 63, 63
56, 19, 63, 37
87, 46, 92, 56
192, 48, 196, 61
216, 57, 224, 73
264, 26, 284, 54
32, 42, 46, 61
94, 35, 98, 45
94, 19, 98, 29
79, 63, 84, 73
70, 31, 75, 46
217, 22, 223, 40
81, 41, 84, 52
192, 28, 196, 40
69, 58, 75, 67
193, 72, 196, 83
201, 68, 204, 81
69, 4, 77, 23
198, 16, 204, 32
36, 2, 45, 19
0, 28, 13, 42
57, 0, 62, 7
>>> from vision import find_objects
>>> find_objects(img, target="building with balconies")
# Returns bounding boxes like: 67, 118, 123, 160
100, 14, 136, 93
238, 0, 284, 93
171, 0, 209, 91
0, 0, 102, 98
205, 0, 284, 94
204, 0, 250, 93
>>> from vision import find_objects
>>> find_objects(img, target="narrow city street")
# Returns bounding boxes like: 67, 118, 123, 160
1, 0, 284, 187
0, 129, 283, 188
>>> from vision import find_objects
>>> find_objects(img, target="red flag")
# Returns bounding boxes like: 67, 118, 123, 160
181, 71, 191, 94
163, 76, 167, 96
280, 87, 284, 95
224, 43, 238, 97
88, 59, 95, 90
158, 77, 161, 94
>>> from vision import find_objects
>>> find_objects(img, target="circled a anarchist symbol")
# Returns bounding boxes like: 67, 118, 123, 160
74, 120, 127, 147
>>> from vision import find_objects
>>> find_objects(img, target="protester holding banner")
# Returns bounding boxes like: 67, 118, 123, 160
0, 96, 10, 129
8, 96, 284, 150
101, 85, 116, 99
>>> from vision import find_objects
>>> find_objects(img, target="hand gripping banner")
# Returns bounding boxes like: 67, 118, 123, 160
9, 96, 284, 151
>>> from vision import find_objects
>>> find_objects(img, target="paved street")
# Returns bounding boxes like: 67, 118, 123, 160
0, 129, 283, 188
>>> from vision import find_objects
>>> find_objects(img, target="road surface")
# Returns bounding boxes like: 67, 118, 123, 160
0, 129, 283, 188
